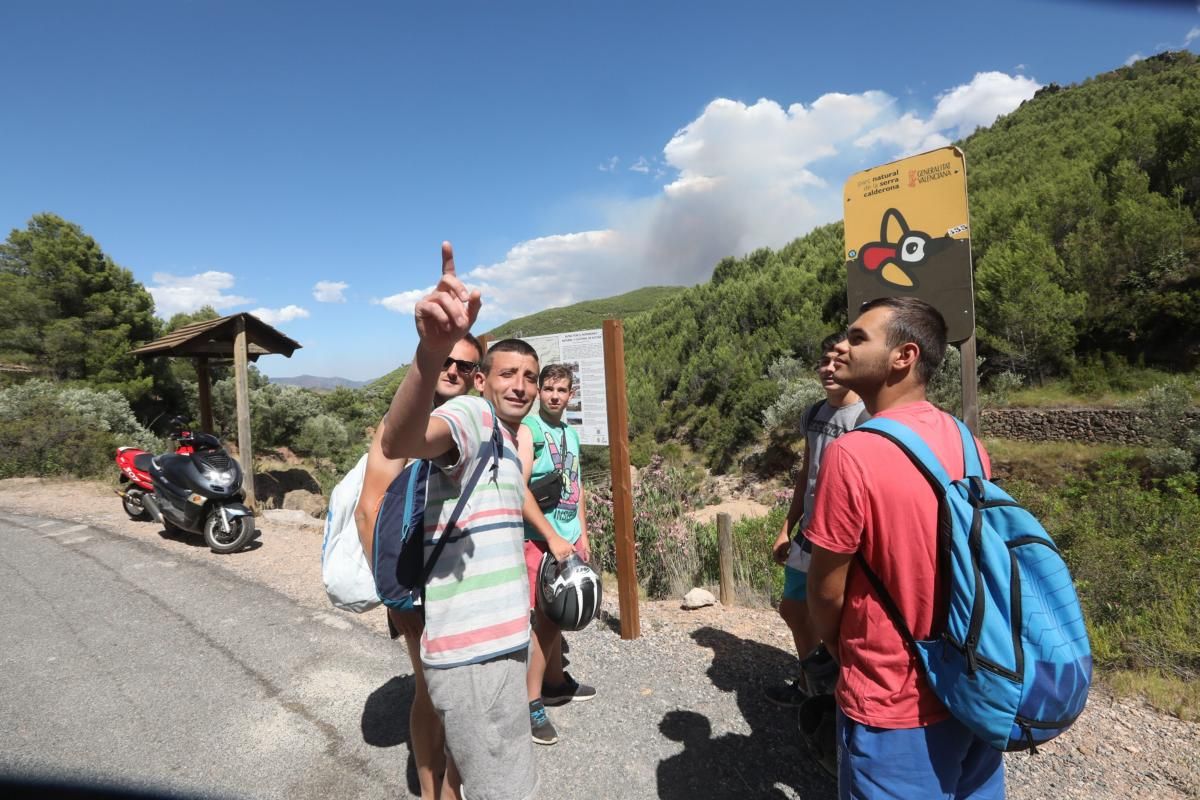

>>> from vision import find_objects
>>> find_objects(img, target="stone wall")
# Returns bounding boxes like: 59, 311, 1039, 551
981, 407, 1198, 444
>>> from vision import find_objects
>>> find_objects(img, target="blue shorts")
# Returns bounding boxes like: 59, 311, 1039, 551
782, 566, 808, 602
836, 709, 1004, 800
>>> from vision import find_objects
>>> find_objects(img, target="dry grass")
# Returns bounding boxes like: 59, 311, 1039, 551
983, 438, 1136, 486
1108, 670, 1200, 722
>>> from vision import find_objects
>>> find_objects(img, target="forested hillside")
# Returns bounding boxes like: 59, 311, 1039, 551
623, 52, 1200, 469
484, 286, 686, 339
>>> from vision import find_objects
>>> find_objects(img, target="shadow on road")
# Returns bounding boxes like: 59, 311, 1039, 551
654, 626, 835, 799
153, 524, 263, 553
361, 675, 421, 797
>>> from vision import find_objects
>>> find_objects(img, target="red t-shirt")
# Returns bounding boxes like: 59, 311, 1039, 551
806, 401, 991, 729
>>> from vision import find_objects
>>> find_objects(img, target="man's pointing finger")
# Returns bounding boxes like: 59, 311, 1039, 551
441, 241, 469, 301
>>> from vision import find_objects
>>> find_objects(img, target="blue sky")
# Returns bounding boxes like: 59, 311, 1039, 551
2, 0, 1198, 381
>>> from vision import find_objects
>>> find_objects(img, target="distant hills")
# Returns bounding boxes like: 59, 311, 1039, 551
270, 374, 367, 391
354, 285, 689, 398
484, 286, 687, 339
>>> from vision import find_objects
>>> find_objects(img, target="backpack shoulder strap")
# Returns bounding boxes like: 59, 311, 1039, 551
953, 418, 986, 479
857, 417, 952, 492
419, 438, 499, 585
802, 398, 826, 430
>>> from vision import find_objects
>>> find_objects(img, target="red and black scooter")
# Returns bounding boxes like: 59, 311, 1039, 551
115, 418, 256, 554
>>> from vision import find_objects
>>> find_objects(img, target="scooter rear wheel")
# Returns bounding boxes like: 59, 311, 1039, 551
122, 488, 152, 521
203, 508, 255, 554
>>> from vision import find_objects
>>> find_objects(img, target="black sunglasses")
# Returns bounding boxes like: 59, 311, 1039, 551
442, 357, 478, 374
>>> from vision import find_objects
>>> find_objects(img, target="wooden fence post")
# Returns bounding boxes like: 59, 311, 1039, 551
233, 318, 256, 511
603, 319, 640, 640
717, 512, 734, 606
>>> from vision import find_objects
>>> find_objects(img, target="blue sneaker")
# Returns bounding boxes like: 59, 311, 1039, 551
529, 698, 558, 745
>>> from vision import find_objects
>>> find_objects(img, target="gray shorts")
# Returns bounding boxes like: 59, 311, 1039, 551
424, 650, 538, 800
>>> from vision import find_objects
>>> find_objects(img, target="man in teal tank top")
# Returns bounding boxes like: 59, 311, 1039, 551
517, 364, 596, 746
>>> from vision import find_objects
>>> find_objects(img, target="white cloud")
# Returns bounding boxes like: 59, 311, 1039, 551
375, 287, 433, 315
148, 271, 251, 318
249, 305, 310, 325
856, 71, 1040, 155
313, 280, 348, 303
597, 156, 619, 172
380, 73, 1035, 322
1125, 52, 1144, 66
1185, 27, 1200, 46
630, 156, 651, 174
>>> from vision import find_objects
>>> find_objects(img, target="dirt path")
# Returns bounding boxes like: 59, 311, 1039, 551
3, 477, 1198, 798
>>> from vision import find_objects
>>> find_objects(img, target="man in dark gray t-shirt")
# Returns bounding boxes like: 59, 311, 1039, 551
766, 332, 870, 708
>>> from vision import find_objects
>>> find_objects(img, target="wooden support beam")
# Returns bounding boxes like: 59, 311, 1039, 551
195, 358, 213, 434
959, 333, 980, 436
233, 319, 256, 511
602, 319, 639, 640
717, 512, 734, 606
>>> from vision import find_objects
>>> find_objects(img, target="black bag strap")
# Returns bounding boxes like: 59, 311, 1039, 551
853, 552, 920, 654
419, 411, 505, 587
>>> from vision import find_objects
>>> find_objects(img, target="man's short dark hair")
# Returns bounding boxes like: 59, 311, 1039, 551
859, 296, 948, 384
461, 332, 483, 363
539, 364, 574, 388
819, 331, 847, 354
481, 338, 539, 374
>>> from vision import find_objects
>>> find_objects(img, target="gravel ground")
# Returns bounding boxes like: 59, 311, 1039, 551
2, 477, 1197, 799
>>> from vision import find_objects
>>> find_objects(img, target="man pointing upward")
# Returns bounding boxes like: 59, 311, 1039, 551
382, 243, 541, 800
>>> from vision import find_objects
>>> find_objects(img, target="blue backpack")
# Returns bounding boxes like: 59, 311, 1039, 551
856, 417, 1092, 753
372, 416, 503, 611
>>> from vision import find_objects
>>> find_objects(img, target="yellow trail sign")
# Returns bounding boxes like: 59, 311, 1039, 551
843, 146, 975, 343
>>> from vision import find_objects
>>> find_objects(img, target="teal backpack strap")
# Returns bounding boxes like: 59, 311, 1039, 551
953, 418, 986, 479
857, 418, 952, 490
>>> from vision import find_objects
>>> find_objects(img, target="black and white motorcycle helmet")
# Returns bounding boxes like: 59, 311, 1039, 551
537, 552, 602, 631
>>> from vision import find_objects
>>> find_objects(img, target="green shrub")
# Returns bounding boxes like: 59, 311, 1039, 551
983, 370, 1024, 407
1069, 353, 1111, 396
0, 381, 158, 478
762, 356, 824, 435
1009, 458, 1200, 681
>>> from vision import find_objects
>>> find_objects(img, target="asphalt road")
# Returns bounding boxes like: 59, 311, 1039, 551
0, 510, 427, 799
0, 509, 833, 800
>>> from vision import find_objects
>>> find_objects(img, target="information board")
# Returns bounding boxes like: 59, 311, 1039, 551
517, 329, 610, 446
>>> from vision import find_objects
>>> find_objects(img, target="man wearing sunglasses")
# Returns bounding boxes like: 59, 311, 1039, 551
354, 332, 482, 800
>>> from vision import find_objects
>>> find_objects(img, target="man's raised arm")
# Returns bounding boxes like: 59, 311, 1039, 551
381, 242, 481, 461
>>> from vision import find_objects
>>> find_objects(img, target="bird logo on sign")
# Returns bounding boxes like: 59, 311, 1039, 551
854, 208, 952, 290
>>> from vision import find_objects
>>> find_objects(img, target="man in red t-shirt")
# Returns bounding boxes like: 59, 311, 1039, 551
807, 297, 1004, 799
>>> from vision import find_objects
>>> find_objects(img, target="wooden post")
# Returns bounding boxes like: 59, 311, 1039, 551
717, 512, 734, 606
233, 318, 256, 511
478, 334, 492, 354
195, 357, 213, 434
602, 319, 640, 640
959, 333, 980, 436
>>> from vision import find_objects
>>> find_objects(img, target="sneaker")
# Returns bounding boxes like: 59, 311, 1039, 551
529, 699, 558, 745
541, 672, 596, 706
798, 694, 838, 777
763, 677, 810, 708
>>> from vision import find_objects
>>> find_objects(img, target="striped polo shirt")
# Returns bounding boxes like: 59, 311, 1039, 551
420, 395, 530, 669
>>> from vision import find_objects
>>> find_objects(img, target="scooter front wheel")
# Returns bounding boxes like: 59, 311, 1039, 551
122, 488, 152, 521
203, 508, 255, 554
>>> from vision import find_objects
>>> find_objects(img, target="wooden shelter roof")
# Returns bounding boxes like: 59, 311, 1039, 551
129, 313, 302, 361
